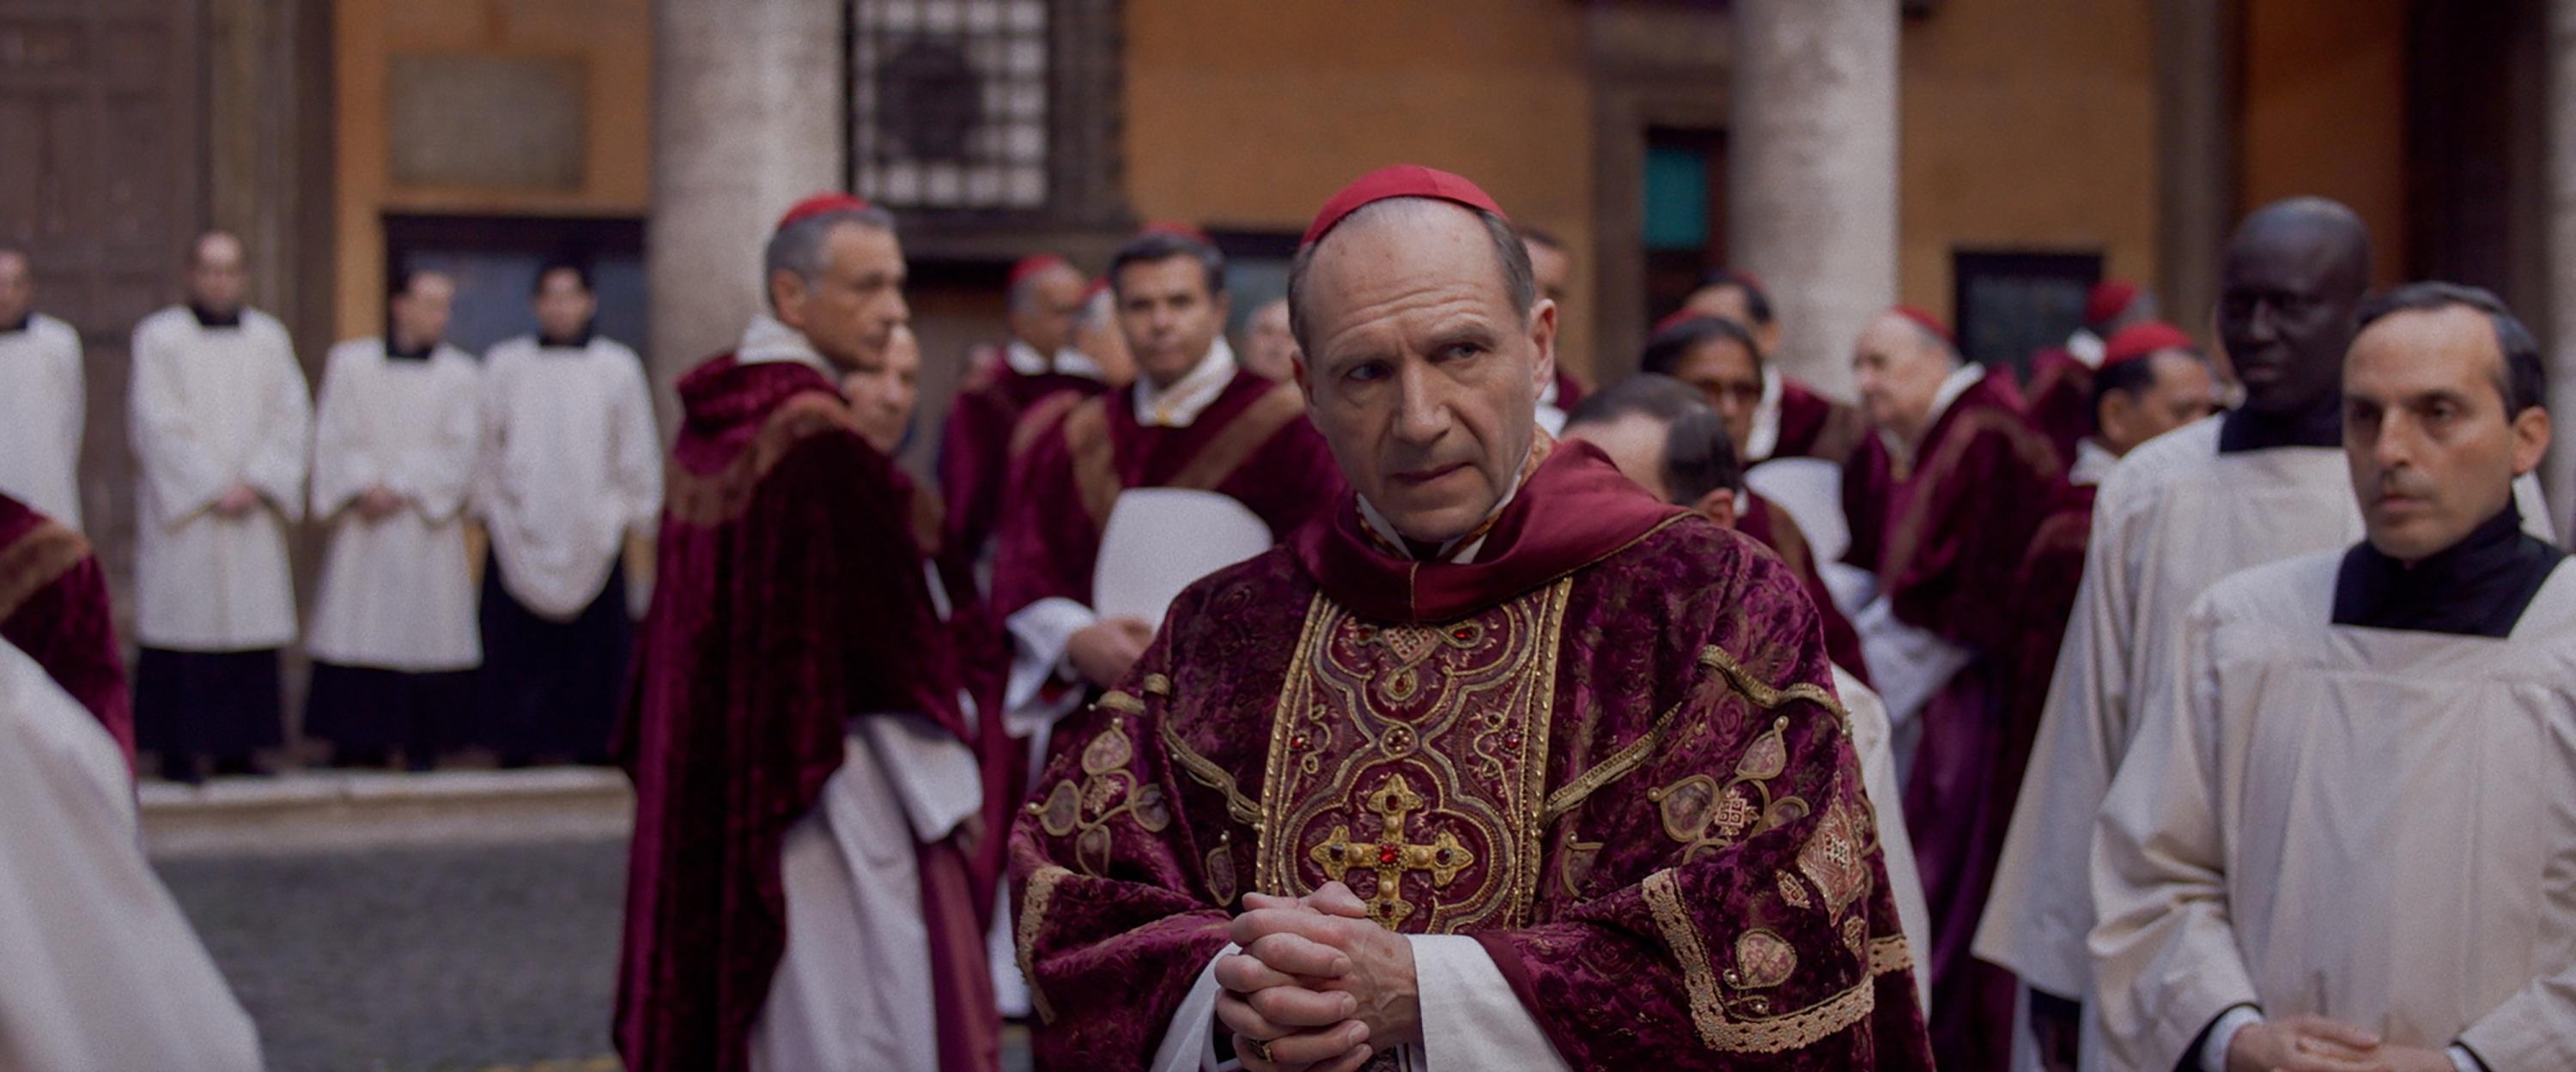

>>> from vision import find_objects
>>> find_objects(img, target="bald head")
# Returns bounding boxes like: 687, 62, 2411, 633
0, 248, 29, 325
1005, 260, 1085, 356
2219, 197, 2372, 415
1289, 197, 1558, 544
1850, 310, 1963, 445
187, 230, 247, 315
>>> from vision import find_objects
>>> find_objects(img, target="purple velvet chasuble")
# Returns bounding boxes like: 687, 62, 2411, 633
1009, 440, 1933, 1070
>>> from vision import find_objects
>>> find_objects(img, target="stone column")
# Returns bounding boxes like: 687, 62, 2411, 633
648, 0, 845, 433
1725, 0, 1899, 400
2155, 0, 2235, 352
2545, 0, 2576, 536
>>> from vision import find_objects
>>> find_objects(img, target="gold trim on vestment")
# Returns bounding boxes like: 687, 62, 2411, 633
1698, 644, 1849, 729
1643, 867, 1880, 1052
1062, 399, 1119, 529
1064, 380, 1309, 531
0, 519, 90, 621
1540, 698, 1683, 823
1868, 935, 1912, 976
1016, 865, 1072, 1024
665, 391, 866, 525
1161, 717, 1263, 827
1544, 637, 1845, 827
1165, 381, 1308, 492
1254, 580, 1569, 931
1008, 390, 1085, 458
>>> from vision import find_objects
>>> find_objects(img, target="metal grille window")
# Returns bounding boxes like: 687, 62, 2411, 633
851, 0, 1050, 210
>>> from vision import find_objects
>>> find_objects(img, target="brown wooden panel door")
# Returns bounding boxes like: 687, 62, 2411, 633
0, 0, 204, 608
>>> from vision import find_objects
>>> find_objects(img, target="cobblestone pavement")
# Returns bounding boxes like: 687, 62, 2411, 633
153, 838, 1035, 1072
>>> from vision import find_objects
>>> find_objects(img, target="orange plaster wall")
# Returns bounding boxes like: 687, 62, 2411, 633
1899, 0, 2163, 325
1119, 0, 1597, 375
331, 0, 653, 341
2237, 0, 2409, 286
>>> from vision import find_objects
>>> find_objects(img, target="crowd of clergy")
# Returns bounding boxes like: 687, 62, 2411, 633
1, 163, 2570, 1072
0, 234, 660, 784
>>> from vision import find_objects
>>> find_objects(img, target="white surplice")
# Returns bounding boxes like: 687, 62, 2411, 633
0, 312, 86, 529
477, 334, 660, 621
2090, 551, 2576, 1072
127, 306, 310, 651
306, 338, 483, 671
0, 637, 263, 1072
1978, 415, 2553, 1001
754, 715, 983, 1072
1840, 666, 1935, 1015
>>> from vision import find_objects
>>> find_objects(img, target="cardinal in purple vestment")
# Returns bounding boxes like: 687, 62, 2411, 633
988, 228, 1345, 713
1010, 166, 1929, 1072
616, 195, 997, 1072
1846, 306, 2063, 1072
938, 253, 1115, 564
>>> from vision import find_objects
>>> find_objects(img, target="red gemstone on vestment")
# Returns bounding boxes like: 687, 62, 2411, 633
1377, 845, 1399, 864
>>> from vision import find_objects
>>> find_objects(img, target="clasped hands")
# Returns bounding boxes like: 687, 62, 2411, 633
2227, 1015, 2457, 1072
1215, 881, 1419, 1072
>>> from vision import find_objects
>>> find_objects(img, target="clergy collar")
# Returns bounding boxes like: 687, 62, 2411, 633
1745, 365, 1787, 461
2065, 327, 2105, 370
1005, 338, 1108, 381
2332, 500, 2566, 638
0, 312, 28, 335
1132, 336, 1237, 427
190, 303, 244, 330
2069, 438, 2119, 488
1353, 438, 1546, 565
1296, 437, 1689, 623
386, 335, 436, 362
1890, 363, 1984, 458
735, 312, 836, 378
538, 324, 595, 349
2219, 396, 2341, 454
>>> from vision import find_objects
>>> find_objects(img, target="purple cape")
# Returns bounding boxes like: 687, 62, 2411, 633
615, 354, 995, 1072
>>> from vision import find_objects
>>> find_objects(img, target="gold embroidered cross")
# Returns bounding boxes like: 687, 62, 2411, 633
1309, 772, 1475, 930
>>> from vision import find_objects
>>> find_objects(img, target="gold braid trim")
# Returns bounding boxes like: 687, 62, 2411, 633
1643, 867, 1881, 1053
1097, 690, 1145, 715
1016, 865, 1073, 1024
1868, 935, 1912, 977
1160, 718, 1263, 828
1541, 698, 1684, 823
1699, 644, 1849, 729
0, 519, 90, 621
1643, 868, 1729, 1042
1542, 638, 1847, 825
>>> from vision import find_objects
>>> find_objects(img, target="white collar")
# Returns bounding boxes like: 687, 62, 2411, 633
2066, 328, 2105, 370
1005, 338, 1108, 381
736, 312, 835, 378
1132, 336, 1237, 427
1745, 365, 1786, 461
2069, 438, 2119, 487
1353, 446, 1533, 566
1923, 363, 1983, 436
1886, 363, 1987, 462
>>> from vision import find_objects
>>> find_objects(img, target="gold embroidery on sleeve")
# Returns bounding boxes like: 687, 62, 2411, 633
1160, 718, 1264, 827
1141, 673, 1174, 697
1542, 638, 1848, 828
1698, 644, 1849, 728
1097, 689, 1145, 715
1540, 699, 1684, 823
1016, 865, 1072, 1024
1868, 935, 1912, 976
1643, 866, 1882, 1053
